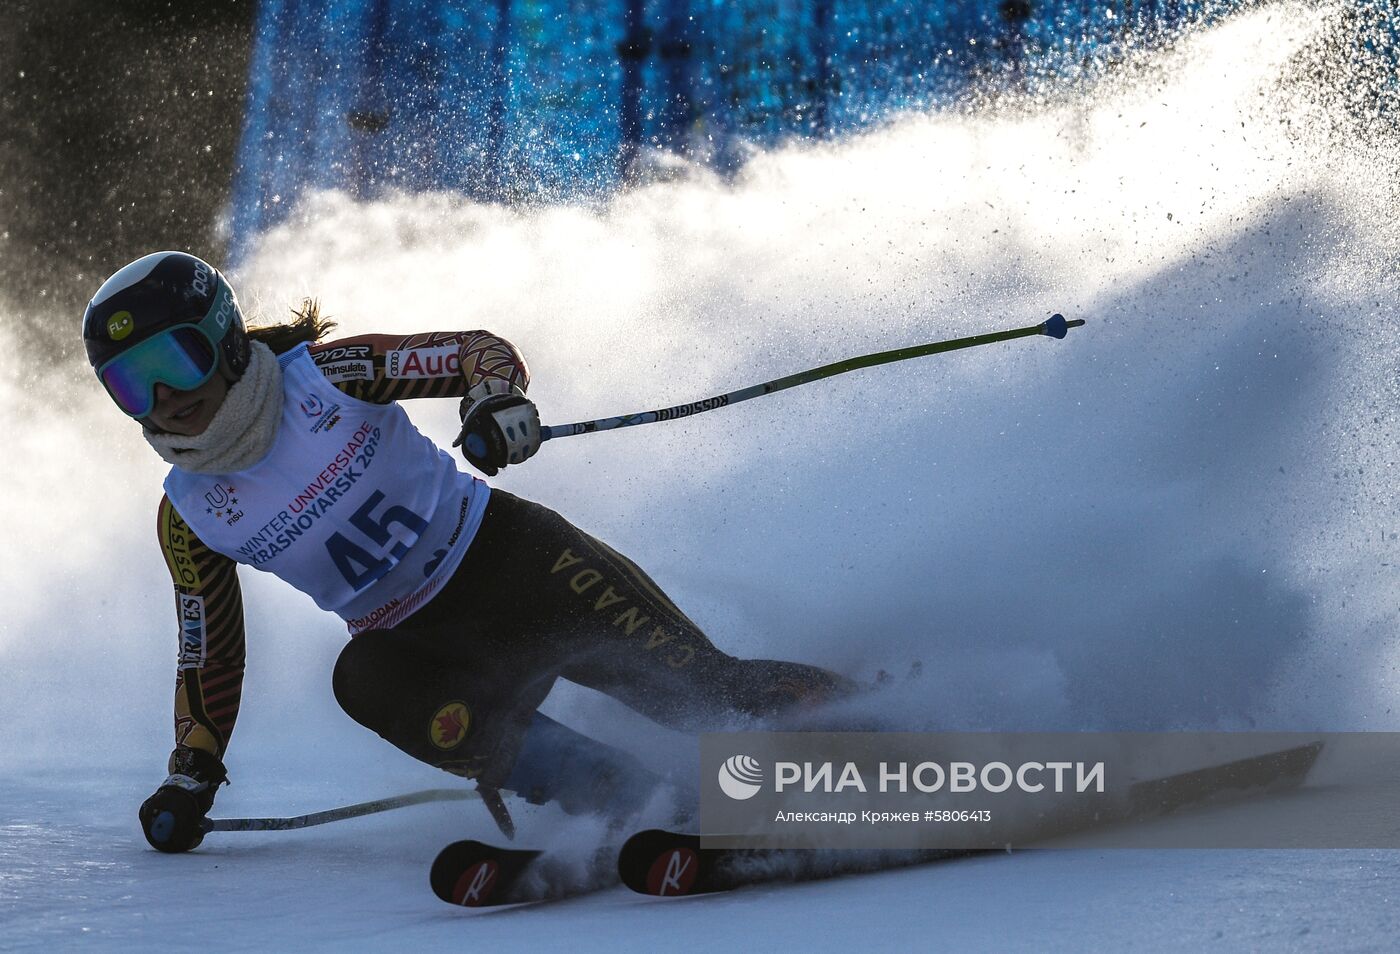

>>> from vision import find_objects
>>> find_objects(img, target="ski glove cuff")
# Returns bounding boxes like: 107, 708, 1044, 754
453, 380, 541, 476
139, 746, 228, 853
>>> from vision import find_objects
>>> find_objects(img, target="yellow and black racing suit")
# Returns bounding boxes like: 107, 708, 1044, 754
156, 328, 849, 805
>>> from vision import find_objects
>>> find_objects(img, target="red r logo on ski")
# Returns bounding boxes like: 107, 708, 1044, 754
646, 847, 698, 896
452, 860, 499, 906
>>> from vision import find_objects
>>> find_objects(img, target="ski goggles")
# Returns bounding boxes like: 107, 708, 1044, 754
96, 299, 229, 419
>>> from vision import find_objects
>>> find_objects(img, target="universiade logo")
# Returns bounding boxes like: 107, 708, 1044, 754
718, 755, 764, 800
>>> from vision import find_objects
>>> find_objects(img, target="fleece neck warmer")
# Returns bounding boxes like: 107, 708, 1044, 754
144, 340, 283, 475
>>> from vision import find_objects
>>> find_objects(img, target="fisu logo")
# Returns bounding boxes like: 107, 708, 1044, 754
203, 482, 244, 526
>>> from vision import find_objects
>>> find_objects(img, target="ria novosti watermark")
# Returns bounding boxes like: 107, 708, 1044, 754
746, 757, 1106, 795
698, 732, 1400, 850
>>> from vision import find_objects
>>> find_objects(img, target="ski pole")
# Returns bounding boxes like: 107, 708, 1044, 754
540, 313, 1084, 442
203, 787, 477, 833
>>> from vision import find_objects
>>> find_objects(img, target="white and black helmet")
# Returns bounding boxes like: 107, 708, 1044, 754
81, 251, 249, 418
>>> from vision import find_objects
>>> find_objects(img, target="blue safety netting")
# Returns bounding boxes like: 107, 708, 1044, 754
227, 0, 1396, 261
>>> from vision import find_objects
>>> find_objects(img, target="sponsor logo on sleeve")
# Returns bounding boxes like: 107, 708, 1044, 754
178, 594, 207, 670
386, 345, 462, 379
319, 360, 374, 382
312, 344, 375, 382
313, 344, 372, 363
160, 505, 202, 588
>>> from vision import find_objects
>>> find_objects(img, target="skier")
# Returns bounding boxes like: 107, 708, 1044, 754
83, 251, 850, 853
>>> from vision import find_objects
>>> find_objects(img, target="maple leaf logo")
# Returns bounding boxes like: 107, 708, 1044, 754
430, 702, 470, 749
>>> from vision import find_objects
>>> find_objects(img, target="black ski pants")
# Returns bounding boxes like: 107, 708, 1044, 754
332, 490, 850, 789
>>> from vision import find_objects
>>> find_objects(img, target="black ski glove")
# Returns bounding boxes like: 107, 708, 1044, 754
453, 380, 541, 476
139, 746, 228, 853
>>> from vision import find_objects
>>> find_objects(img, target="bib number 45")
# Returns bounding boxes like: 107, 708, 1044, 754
325, 490, 428, 591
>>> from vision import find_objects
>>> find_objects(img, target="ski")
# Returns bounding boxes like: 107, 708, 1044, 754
618, 741, 1325, 898
430, 838, 620, 907
1125, 739, 1322, 817
430, 840, 544, 907
617, 830, 979, 897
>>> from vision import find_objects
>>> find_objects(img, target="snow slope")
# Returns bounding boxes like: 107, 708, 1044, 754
4, 766, 1398, 952
2, 3, 1398, 949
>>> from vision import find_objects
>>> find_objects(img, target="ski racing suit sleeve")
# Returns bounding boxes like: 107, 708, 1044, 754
157, 494, 246, 759
308, 330, 530, 403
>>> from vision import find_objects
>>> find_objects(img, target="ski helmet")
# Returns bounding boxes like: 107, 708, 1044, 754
82, 251, 250, 419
